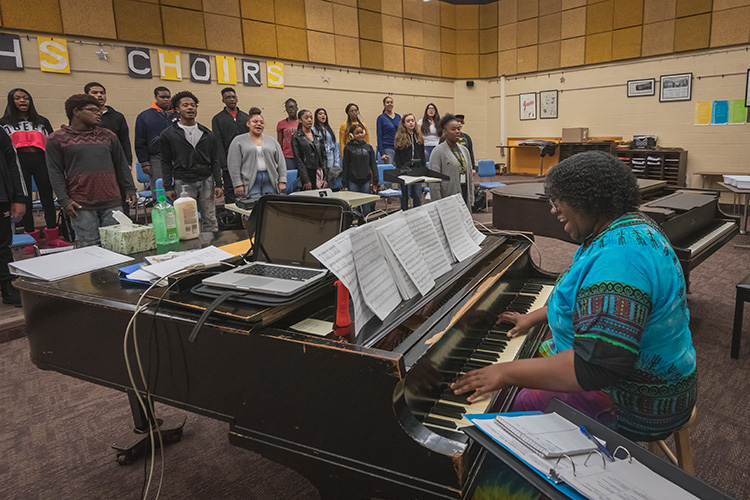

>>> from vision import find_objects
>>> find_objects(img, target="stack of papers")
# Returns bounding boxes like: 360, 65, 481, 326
494, 413, 597, 458
125, 246, 235, 284
10, 246, 132, 281
311, 194, 485, 335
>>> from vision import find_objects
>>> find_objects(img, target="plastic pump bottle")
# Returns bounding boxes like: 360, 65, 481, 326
152, 188, 179, 253
173, 185, 200, 240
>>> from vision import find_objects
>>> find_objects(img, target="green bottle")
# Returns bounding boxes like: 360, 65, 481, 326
152, 188, 179, 253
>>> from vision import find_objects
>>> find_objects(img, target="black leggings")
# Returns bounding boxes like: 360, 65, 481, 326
18, 150, 57, 232
0, 202, 12, 281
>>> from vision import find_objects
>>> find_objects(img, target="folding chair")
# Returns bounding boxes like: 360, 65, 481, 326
477, 160, 505, 212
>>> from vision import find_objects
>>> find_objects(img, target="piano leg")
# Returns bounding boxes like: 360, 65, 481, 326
111, 390, 187, 465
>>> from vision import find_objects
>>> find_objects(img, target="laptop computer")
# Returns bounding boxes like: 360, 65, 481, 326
202, 195, 348, 296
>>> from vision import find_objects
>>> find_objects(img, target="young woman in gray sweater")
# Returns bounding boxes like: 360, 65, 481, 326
227, 107, 287, 200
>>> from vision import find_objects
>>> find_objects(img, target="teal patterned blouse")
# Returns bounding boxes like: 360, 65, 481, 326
546, 212, 697, 440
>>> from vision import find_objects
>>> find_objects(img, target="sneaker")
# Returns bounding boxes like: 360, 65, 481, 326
0, 280, 21, 307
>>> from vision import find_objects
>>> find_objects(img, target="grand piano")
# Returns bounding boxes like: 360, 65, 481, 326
491, 179, 739, 289
19, 231, 558, 499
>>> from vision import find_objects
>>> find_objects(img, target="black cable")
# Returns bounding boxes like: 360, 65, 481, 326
187, 291, 237, 343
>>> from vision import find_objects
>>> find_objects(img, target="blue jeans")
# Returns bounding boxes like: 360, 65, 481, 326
425, 145, 435, 162
407, 183, 422, 208
248, 170, 275, 201
285, 158, 296, 173
174, 177, 218, 232
348, 180, 373, 217
71, 205, 122, 247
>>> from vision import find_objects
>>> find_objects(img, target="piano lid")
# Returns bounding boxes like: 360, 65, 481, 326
645, 191, 716, 212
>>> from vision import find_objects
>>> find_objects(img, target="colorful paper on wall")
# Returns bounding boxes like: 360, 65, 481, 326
38, 37, 70, 74
711, 101, 729, 125
728, 99, 747, 124
694, 101, 711, 125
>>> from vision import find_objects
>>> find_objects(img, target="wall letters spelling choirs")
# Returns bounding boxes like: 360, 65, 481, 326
0, 32, 283, 88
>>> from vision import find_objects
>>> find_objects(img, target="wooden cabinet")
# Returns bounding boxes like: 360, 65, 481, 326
616, 148, 687, 187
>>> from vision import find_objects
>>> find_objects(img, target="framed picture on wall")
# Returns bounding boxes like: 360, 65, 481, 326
520, 93, 536, 120
539, 90, 558, 119
627, 78, 655, 97
745, 69, 750, 107
660, 73, 692, 102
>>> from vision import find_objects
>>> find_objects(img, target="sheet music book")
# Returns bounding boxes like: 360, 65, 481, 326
350, 224, 401, 320
399, 174, 443, 184
375, 213, 435, 297
494, 413, 598, 458
420, 203, 455, 264
402, 209, 452, 279
10, 246, 133, 281
467, 413, 700, 500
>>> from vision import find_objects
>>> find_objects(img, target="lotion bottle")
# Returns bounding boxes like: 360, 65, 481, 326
173, 185, 200, 240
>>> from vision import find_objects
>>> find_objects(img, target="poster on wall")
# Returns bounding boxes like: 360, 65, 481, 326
627, 78, 655, 97
189, 53, 211, 84
126, 47, 152, 78
729, 100, 747, 124
519, 93, 536, 120
660, 73, 692, 102
539, 90, 558, 119
267, 61, 284, 88
0, 33, 23, 71
216, 56, 237, 85
242, 59, 262, 86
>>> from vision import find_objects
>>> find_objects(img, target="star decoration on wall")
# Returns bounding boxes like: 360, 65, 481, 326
560, 75, 566, 83
96, 48, 108, 61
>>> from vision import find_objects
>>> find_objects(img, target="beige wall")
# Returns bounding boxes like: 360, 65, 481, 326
477, 47, 750, 190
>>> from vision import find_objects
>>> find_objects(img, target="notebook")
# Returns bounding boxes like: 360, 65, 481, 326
202, 195, 348, 296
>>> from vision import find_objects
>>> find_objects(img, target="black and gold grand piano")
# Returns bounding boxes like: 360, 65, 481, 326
19, 231, 558, 499
491, 179, 739, 289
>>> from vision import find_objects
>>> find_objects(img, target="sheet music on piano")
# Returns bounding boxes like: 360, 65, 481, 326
435, 197, 482, 261
403, 209, 452, 279
375, 212, 435, 297
350, 223, 402, 320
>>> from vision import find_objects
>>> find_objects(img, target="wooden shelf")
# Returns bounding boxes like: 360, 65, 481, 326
616, 147, 687, 187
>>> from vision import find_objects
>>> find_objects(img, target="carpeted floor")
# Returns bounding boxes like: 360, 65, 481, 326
1, 226, 748, 499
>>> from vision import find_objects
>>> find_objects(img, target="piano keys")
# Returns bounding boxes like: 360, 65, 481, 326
19, 232, 559, 499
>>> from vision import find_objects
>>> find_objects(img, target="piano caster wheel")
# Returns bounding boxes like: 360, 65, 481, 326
116, 451, 135, 466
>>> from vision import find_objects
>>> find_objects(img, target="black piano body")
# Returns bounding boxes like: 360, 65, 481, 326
20, 233, 558, 499
491, 179, 738, 288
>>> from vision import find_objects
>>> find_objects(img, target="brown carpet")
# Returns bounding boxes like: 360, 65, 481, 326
1, 228, 748, 499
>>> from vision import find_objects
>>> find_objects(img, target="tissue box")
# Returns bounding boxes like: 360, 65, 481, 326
561, 127, 589, 143
99, 224, 156, 254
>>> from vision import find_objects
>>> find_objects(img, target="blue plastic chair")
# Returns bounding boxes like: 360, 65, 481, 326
377, 164, 401, 210
477, 160, 505, 211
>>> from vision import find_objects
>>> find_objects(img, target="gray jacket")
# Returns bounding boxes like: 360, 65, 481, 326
227, 134, 287, 196
428, 141, 474, 209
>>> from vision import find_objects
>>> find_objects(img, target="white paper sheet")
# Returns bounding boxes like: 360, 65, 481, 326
420, 203, 455, 264
403, 209, 452, 280
436, 198, 481, 261
376, 213, 435, 296
139, 246, 234, 279
310, 231, 374, 335
350, 224, 401, 321
9, 246, 133, 281
449, 193, 486, 245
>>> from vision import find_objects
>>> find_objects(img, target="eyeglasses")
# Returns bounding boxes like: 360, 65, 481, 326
80, 106, 101, 114
548, 197, 559, 211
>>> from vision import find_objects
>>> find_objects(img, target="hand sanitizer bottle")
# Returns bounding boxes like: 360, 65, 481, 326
173, 185, 200, 240
152, 188, 179, 253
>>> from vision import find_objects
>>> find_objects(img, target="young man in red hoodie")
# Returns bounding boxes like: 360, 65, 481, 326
46, 94, 136, 247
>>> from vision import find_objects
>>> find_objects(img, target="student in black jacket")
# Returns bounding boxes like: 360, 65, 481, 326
160, 91, 223, 232
291, 109, 328, 190
211, 87, 249, 204
342, 123, 378, 216
0, 127, 27, 306
85, 82, 133, 166
393, 113, 426, 210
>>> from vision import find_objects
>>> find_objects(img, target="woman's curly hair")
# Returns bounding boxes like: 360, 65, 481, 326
544, 151, 640, 220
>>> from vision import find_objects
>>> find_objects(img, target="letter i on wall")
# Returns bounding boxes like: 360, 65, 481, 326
216, 56, 237, 85
38, 37, 70, 74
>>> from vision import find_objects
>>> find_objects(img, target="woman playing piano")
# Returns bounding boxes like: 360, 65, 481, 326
452, 151, 697, 442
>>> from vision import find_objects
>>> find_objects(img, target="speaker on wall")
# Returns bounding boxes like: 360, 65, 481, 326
466, 81, 475, 87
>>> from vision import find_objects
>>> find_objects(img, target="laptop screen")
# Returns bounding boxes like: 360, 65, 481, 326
255, 199, 344, 268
